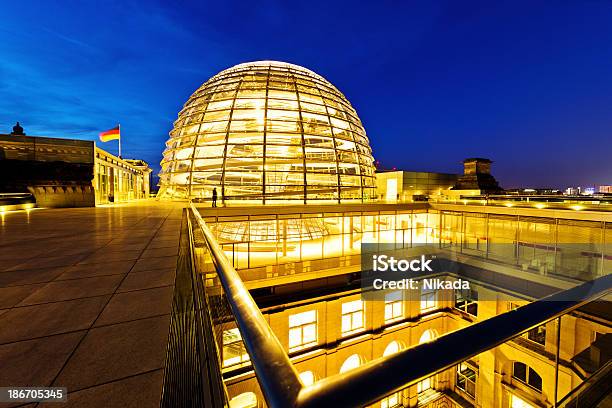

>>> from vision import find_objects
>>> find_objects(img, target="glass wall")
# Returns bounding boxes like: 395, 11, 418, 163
438, 211, 607, 281
202, 207, 609, 283
159, 61, 376, 203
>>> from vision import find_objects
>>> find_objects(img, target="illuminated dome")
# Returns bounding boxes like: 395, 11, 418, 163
158, 61, 376, 203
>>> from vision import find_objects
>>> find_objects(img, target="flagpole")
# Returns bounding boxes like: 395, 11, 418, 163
118, 123, 122, 158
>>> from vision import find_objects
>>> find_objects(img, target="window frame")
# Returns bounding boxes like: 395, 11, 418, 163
384, 290, 404, 323
455, 288, 478, 317
512, 362, 543, 393
288, 310, 318, 351
456, 361, 477, 398
341, 299, 365, 335
420, 287, 436, 312
222, 327, 250, 368
380, 392, 400, 408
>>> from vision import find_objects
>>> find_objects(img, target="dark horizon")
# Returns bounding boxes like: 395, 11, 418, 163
1, 1, 611, 189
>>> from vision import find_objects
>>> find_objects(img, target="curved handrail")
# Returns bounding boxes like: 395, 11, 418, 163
190, 202, 302, 408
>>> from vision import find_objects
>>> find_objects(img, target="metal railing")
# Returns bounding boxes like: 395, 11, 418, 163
189, 202, 612, 408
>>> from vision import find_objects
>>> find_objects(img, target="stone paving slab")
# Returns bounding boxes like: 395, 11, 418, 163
0, 201, 183, 407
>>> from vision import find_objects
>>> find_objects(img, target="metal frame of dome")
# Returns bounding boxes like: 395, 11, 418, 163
158, 60, 376, 204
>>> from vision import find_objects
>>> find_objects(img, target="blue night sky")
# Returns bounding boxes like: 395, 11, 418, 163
1, 1, 611, 188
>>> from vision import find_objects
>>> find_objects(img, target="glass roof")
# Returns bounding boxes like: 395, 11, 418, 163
158, 61, 376, 203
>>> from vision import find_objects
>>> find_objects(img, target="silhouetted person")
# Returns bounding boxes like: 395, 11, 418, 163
212, 188, 217, 207
11, 122, 25, 135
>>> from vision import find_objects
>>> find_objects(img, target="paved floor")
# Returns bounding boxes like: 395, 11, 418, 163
0, 201, 184, 407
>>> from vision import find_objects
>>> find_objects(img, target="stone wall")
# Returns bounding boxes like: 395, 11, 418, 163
27, 185, 95, 208
0, 134, 95, 207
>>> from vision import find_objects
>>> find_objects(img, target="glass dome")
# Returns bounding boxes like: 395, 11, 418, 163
158, 60, 376, 203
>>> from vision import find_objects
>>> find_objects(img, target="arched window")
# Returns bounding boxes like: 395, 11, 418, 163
512, 362, 542, 392
299, 371, 315, 386
419, 329, 437, 344
383, 341, 401, 357
340, 354, 363, 373
229, 391, 257, 408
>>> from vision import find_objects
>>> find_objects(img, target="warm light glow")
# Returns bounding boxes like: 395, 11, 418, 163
339, 354, 362, 373
299, 371, 315, 386
511, 395, 536, 408
288, 310, 317, 350
158, 61, 376, 203
570, 205, 584, 211
341, 300, 365, 335
229, 392, 258, 408
534, 203, 546, 209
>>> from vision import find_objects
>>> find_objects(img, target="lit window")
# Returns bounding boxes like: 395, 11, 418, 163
417, 377, 431, 393
229, 391, 257, 408
299, 371, 315, 386
512, 362, 543, 392
223, 328, 249, 367
341, 300, 364, 335
456, 362, 477, 398
288, 310, 317, 350
419, 329, 436, 344
340, 354, 362, 373
380, 392, 400, 408
420, 287, 436, 312
511, 394, 536, 408
384, 291, 403, 322
455, 288, 478, 316
383, 341, 401, 357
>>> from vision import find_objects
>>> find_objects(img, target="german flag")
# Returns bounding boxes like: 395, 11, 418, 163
99, 126, 120, 142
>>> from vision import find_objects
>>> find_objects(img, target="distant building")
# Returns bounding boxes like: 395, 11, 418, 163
376, 170, 457, 202
0, 134, 151, 207
505, 188, 561, 195
565, 186, 597, 196
451, 158, 503, 195
565, 187, 581, 195
599, 185, 612, 194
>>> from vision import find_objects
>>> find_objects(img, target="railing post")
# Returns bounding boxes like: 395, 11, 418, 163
554, 316, 561, 408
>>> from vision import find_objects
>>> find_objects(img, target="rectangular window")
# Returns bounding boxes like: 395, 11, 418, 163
288, 310, 317, 350
510, 303, 545, 346
380, 392, 400, 408
527, 324, 546, 345
384, 291, 403, 322
455, 288, 478, 316
222, 328, 249, 367
420, 288, 436, 312
456, 362, 477, 398
341, 300, 364, 335
417, 377, 432, 394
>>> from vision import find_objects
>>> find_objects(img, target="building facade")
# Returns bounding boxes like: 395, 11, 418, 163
0, 134, 151, 207
93, 148, 151, 205
376, 171, 458, 202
